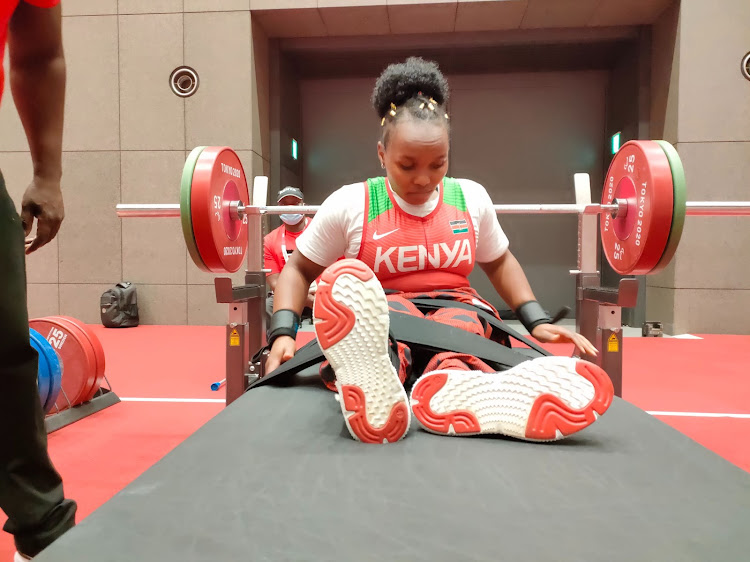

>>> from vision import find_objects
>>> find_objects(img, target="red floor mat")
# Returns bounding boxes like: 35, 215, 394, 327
84, 325, 316, 399
86, 325, 228, 399
622, 335, 750, 413
654, 417, 750, 474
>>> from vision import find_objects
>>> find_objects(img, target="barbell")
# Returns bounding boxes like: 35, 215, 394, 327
116, 142, 750, 276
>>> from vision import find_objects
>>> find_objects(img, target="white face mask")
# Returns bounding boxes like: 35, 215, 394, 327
280, 213, 304, 226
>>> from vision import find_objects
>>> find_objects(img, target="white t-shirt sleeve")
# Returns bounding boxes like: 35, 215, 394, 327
296, 183, 365, 267
458, 179, 510, 263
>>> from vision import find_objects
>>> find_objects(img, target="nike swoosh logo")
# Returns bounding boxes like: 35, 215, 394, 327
373, 228, 399, 241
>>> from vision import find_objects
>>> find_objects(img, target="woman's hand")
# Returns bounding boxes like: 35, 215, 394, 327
265, 336, 297, 374
531, 324, 598, 357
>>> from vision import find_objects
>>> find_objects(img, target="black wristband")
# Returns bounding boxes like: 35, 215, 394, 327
267, 309, 300, 347
515, 301, 552, 334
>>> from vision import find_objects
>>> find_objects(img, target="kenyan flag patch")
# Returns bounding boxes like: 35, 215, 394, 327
450, 219, 469, 234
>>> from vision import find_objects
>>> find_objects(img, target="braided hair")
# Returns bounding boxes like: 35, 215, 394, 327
371, 57, 450, 146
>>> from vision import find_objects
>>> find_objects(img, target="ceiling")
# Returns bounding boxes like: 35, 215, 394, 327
285, 39, 635, 79
252, 0, 675, 39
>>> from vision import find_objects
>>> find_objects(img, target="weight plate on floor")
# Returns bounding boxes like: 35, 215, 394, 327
650, 140, 687, 275
51, 316, 106, 402
29, 317, 97, 410
51, 317, 99, 404
29, 328, 63, 414
29, 329, 50, 411
190, 146, 250, 273
600, 140, 675, 275
181, 146, 208, 272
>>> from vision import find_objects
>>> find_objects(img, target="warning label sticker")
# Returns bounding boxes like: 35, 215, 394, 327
230, 328, 240, 347
607, 333, 619, 353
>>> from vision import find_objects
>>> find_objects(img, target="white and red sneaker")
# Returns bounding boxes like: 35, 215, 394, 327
409, 357, 614, 441
313, 259, 410, 444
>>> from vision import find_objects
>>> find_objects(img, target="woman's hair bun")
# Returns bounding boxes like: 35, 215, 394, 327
371, 57, 449, 118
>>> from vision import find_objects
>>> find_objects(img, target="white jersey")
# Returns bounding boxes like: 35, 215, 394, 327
296, 178, 510, 268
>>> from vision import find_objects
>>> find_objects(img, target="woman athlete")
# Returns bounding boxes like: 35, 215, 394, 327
265, 57, 613, 445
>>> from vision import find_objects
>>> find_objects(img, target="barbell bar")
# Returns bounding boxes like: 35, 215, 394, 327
115, 203, 622, 217
115, 201, 750, 219
681, 202, 750, 216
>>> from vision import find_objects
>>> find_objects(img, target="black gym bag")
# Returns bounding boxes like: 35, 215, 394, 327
100, 282, 140, 328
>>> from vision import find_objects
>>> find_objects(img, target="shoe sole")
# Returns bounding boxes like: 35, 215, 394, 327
313, 259, 410, 444
409, 357, 613, 441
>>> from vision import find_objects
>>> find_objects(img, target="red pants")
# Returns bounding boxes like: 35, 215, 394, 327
386, 295, 497, 375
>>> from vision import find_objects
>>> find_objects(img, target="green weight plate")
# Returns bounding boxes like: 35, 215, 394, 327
181, 146, 208, 272
651, 140, 687, 274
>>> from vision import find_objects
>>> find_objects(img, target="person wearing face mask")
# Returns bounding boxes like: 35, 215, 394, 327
263, 187, 316, 325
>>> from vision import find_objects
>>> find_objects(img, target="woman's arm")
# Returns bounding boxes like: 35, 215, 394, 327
478, 250, 536, 310
264, 244, 331, 373
479, 252, 598, 356
273, 252, 325, 315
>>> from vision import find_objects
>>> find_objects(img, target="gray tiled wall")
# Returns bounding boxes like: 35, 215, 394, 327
1, 3, 269, 326
647, 0, 750, 334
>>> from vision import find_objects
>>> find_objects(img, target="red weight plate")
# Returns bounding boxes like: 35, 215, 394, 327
600, 140, 675, 275
55, 316, 105, 401
29, 317, 98, 410
51, 316, 106, 402
190, 147, 250, 273
81, 324, 106, 400
47, 317, 98, 404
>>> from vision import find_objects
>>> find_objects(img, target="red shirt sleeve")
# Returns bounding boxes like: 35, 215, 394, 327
23, 0, 61, 7
263, 229, 283, 276
1, 1, 61, 107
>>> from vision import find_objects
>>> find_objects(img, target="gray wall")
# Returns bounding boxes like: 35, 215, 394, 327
300, 77, 382, 201
0, 3, 271, 326
301, 71, 607, 313
647, 0, 750, 335
268, 46, 303, 232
